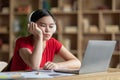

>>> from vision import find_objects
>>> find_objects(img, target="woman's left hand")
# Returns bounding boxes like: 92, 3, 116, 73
43, 61, 58, 70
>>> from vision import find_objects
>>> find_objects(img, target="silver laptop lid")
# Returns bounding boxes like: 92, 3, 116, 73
79, 40, 116, 74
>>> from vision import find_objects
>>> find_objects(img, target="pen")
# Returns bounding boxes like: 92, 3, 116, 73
35, 72, 40, 75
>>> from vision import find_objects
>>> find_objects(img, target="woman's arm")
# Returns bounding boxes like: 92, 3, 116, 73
43, 46, 81, 70
19, 22, 44, 70
19, 38, 43, 70
56, 46, 81, 69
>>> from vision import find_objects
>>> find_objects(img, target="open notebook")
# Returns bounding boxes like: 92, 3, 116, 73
54, 40, 116, 74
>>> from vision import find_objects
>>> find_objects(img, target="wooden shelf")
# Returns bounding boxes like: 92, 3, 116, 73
0, 13, 9, 15
113, 51, 120, 55
0, 0, 10, 62
14, 12, 28, 16
83, 32, 120, 34
0, 50, 9, 53
82, 10, 120, 13
51, 11, 78, 14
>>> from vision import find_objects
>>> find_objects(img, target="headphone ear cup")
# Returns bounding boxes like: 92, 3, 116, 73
28, 11, 35, 22
53, 24, 56, 33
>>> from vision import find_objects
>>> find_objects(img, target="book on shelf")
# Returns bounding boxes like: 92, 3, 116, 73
1, 44, 9, 52
15, 5, 32, 14
64, 26, 77, 33
63, 4, 72, 12
83, 18, 89, 33
63, 38, 71, 50
105, 25, 119, 33
0, 26, 8, 33
42, 0, 51, 10
89, 25, 98, 33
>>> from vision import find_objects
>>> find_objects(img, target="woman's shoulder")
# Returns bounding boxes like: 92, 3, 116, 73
16, 35, 33, 43
16, 36, 26, 43
48, 37, 62, 45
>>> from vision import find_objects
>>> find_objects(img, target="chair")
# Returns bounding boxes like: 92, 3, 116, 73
2, 57, 13, 72
0, 61, 8, 72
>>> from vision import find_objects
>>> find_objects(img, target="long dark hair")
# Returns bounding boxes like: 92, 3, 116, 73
29, 9, 55, 22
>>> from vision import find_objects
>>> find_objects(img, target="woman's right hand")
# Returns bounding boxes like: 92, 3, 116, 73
28, 22, 43, 39
43, 61, 59, 70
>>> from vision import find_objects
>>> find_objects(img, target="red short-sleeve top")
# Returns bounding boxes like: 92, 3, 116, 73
10, 35, 62, 71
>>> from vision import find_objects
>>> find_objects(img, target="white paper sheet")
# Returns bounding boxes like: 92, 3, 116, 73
0, 70, 74, 79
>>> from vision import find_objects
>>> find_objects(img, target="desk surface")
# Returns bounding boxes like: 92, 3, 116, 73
23, 68, 120, 80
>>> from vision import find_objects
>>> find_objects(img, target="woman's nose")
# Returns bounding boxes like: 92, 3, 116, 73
45, 26, 50, 32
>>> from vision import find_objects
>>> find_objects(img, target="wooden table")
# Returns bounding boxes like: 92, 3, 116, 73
21, 68, 120, 80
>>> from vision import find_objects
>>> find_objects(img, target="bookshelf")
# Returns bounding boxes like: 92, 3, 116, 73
0, 0, 119, 68
80, 0, 120, 68
46, 0, 120, 68
0, 0, 11, 61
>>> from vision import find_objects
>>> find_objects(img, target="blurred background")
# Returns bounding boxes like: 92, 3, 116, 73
0, 0, 119, 69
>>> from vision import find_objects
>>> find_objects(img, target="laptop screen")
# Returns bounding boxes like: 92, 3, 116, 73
79, 40, 116, 74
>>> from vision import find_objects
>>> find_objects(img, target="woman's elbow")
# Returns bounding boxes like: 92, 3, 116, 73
29, 63, 40, 70
75, 59, 81, 69
31, 65, 40, 70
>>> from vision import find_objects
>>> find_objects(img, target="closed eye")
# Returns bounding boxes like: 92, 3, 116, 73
40, 24, 46, 27
49, 25, 54, 28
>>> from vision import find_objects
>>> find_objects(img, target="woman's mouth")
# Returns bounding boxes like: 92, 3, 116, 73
44, 34, 50, 37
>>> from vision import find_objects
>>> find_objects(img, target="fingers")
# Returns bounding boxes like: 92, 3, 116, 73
28, 22, 35, 34
43, 62, 57, 70
28, 22, 42, 36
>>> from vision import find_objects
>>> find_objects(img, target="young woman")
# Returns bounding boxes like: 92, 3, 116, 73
10, 9, 81, 71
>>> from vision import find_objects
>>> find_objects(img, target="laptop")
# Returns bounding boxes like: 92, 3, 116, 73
54, 40, 116, 74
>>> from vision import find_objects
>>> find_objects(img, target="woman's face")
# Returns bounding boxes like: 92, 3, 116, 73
36, 16, 56, 41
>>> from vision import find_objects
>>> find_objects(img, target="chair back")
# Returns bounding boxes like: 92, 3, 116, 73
0, 61, 8, 72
